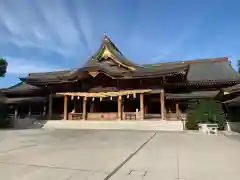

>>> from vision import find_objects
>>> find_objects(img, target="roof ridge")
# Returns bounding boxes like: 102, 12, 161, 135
8, 82, 23, 89
28, 69, 74, 76
144, 57, 229, 67
176, 57, 228, 64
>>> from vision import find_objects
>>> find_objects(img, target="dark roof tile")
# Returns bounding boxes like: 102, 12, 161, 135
165, 91, 220, 100
2, 82, 42, 94
187, 60, 239, 82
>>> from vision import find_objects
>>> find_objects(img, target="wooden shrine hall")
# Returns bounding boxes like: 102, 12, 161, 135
3, 34, 240, 121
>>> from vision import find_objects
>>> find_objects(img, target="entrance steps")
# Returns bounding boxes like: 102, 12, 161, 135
43, 120, 184, 131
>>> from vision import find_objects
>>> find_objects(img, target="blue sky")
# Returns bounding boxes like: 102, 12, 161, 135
0, 0, 240, 88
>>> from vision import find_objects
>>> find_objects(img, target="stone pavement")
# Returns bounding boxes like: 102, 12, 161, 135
0, 129, 239, 179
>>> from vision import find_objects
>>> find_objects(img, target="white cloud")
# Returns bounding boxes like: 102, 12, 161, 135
0, 0, 93, 56
5, 56, 62, 75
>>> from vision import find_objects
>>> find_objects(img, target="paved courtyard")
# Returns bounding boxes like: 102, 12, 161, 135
0, 129, 239, 180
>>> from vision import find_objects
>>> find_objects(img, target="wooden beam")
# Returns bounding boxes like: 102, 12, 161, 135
160, 89, 165, 120
82, 97, 87, 120
48, 93, 53, 120
56, 89, 152, 98
140, 93, 144, 120
64, 95, 68, 120
118, 96, 122, 120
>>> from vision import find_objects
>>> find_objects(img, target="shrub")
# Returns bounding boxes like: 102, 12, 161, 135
186, 100, 226, 130
0, 93, 10, 128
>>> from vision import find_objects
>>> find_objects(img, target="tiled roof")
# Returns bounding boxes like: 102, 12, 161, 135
165, 91, 220, 100
6, 97, 46, 104
1, 82, 41, 94
222, 84, 240, 92
18, 36, 240, 85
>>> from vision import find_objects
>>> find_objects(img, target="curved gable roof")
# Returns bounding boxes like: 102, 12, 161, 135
84, 35, 137, 70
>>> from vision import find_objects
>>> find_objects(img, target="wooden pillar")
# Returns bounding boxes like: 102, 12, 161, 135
79, 98, 82, 113
140, 93, 144, 120
14, 108, 18, 126
144, 103, 147, 114
43, 105, 46, 116
82, 97, 87, 120
64, 95, 68, 120
28, 107, 31, 116
48, 93, 53, 120
122, 98, 125, 120
176, 103, 179, 119
160, 89, 165, 120
118, 96, 122, 120
14, 108, 18, 120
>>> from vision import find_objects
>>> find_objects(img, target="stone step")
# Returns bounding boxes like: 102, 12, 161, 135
42, 120, 184, 131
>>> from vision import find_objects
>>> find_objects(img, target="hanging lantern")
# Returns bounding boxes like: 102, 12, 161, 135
133, 93, 136, 98
92, 97, 95, 101
71, 96, 74, 100
110, 96, 112, 100
100, 97, 102, 101
77, 96, 80, 100
127, 94, 129, 99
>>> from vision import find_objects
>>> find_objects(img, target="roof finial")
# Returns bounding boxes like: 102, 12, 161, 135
104, 32, 108, 40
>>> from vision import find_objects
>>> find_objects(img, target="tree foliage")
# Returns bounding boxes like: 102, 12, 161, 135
186, 100, 226, 130
238, 60, 240, 74
0, 57, 9, 127
0, 58, 7, 77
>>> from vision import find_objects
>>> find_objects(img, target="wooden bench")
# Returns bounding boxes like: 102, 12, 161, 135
124, 113, 137, 120
68, 113, 83, 120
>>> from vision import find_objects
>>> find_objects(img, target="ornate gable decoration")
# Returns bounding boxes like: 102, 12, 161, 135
91, 34, 136, 71
102, 48, 113, 59
88, 71, 99, 78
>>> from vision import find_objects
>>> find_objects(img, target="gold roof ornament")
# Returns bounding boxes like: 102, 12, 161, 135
88, 71, 99, 78
224, 91, 230, 95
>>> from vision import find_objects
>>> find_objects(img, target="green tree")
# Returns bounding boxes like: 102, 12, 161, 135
0, 57, 9, 127
0, 58, 7, 77
186, 100, 226, 130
